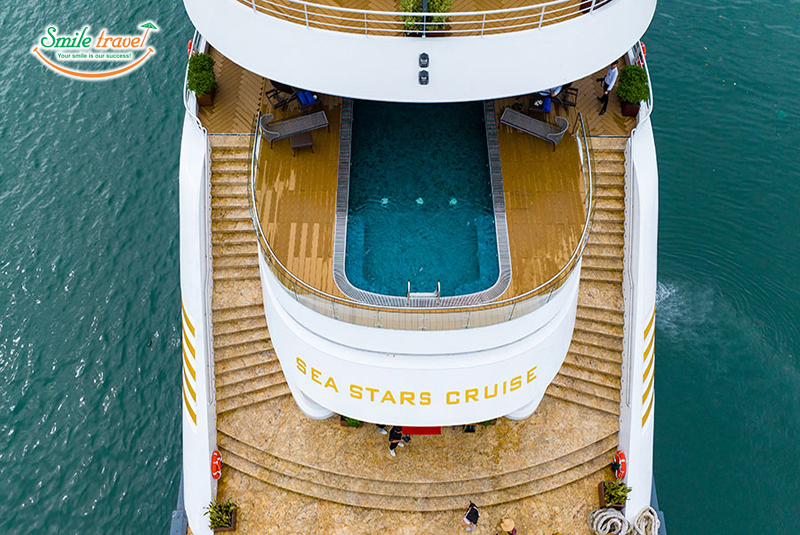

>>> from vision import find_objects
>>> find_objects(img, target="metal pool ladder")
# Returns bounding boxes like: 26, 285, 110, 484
407, 281, 441, 301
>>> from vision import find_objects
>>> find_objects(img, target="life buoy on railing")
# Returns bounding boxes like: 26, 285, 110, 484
636, 41, 646, 67
187, 39, 193, 57
211, 450, 222, 479
612, 450, 627, 479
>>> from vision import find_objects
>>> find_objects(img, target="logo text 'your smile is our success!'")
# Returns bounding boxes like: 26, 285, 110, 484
32, 22, 158, 80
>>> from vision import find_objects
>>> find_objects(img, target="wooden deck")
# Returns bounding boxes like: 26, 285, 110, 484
254, 95, 347, 297
198, 48, 264, 134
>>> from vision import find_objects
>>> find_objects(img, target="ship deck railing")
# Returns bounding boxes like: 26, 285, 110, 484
234, 0, 615, 37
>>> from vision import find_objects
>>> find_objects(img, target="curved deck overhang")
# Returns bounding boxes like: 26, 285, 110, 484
184, 0, 656, 102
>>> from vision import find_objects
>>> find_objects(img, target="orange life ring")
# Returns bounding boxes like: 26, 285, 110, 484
636, 42, 647, 67
211, 450, 222, 480
613, 450, 627, 479
187, 40, 193, 57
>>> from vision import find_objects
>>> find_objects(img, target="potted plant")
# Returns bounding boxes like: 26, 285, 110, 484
205, 497, 239, 532
598, 479, 631, 510
188, 52, 217, 106
615, 64, 650, 117
400, 0, 452, 36
339, 415, 363, 428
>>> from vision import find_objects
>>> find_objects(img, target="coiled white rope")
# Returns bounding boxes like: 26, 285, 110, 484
588, 507, 660, 535
588, 508, 630, 535
631, 506, 660, 535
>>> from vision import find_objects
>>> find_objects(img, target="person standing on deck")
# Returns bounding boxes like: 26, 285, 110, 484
388, 425, 405, 457
596, 60, 619, 116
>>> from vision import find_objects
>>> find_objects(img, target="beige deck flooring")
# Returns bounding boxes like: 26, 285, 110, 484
219, 466, 611, 534
198, 48, 264, 134
217, 394, 617, 534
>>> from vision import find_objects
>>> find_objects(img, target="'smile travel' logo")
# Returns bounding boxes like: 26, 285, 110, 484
32, 22, 158, 80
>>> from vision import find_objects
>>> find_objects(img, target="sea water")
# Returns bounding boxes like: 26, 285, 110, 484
0, 0, 799, 532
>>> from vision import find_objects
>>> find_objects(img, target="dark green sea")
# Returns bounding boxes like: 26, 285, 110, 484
0, 0, 797, 533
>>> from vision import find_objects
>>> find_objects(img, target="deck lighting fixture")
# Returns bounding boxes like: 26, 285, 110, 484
419, 70, 429, 85
419, 53, 429, 68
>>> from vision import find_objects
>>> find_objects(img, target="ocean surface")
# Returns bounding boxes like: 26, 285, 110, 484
0, 0, 797, 533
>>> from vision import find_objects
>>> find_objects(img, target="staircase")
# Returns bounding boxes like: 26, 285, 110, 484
546, 136, 627, 417
209, 134, 291, 415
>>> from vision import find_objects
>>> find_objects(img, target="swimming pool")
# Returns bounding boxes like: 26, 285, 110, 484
334, 99, 510, 305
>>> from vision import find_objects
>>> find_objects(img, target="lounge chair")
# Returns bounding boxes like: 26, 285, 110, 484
500, 108, 569, 151
259, 111, 329, 148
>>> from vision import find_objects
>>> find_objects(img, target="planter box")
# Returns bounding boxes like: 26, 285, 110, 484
620, 100, 640, 117
214, 508, 238, 533
339, 415, 362, 428
598, 481, 625, 511
197, 88, 215, 107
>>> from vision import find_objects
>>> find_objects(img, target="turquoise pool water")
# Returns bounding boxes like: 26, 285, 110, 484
345, 101, 499, 298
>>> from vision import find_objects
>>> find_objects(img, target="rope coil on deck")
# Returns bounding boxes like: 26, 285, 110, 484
589, 507, 660, 535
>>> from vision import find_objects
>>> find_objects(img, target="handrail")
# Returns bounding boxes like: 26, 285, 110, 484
247, 109, 595, 329
632, 41, 654, 123
237, 0, 617, 37
183, 31, 216, 398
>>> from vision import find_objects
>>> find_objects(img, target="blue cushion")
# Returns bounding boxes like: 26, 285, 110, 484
298, 91, 310, 105
542, 97, 552, 112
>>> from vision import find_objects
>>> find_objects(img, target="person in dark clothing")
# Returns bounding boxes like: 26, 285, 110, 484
388, 425, 405, 457
461, 502, 480, 531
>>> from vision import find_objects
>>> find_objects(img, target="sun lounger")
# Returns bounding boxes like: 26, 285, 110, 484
499, 108, 569, 150
259, 111, 329, 148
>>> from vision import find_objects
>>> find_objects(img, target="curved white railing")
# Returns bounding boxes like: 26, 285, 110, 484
237, 0, 616, 36
247, 109, 596, 330
183, 31, 216, 400
632, 41, 653, 122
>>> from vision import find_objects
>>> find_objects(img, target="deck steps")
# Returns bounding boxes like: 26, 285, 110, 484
581, 255, 623, 271
212, 160, 250, 173
215, 350, 276, 374
211, 184, 249, 198
213, 265, 261, 280
547, 136, 626, 417
214, 325, 271, 350
215, 429, 617, 511
212, 220, 257, 234
214, 255, 259, 269
575, 305, 623, 326
215, 338, 275, 363
211, 231, 258, 245
213, 314, 267, 336
216, 382, 292, 414
213, 304, 266, 324
211, 207, 252, 221
208, 135, 290, 417
213, 243, 258, 258
216, 359, 282, 388
582, 243, 623, 259
581, 268, 623, 284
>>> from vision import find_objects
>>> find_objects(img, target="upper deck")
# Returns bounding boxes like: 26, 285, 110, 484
196, 45, 636, 331
184, 0, 656, 101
